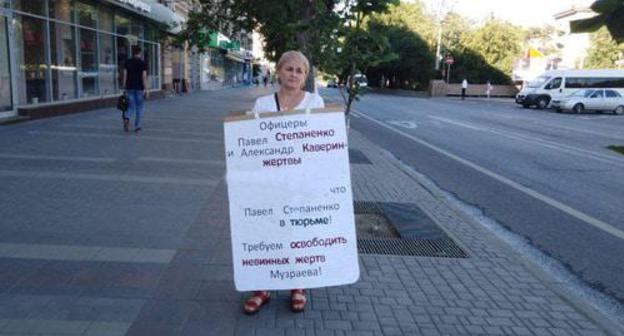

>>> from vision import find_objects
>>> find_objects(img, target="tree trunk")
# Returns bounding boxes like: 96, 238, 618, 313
297, 0, 316, 93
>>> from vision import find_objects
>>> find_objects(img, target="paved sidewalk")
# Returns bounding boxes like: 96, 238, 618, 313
0, 87, 619, 336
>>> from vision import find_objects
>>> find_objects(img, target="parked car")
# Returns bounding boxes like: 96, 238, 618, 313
326, 79, 338, 88
515, 69, 624, 109
551, 89, 624, 114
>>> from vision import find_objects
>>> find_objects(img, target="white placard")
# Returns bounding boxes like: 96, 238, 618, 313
224, 108, 359, 291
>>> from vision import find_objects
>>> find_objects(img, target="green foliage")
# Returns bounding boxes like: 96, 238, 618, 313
181, 0, 532, 94
462, 19, 523, 79
370, 2, 437, 47
433, 16, 519, 84
181, 0, 397, 113
571, 0, 624, 43
440, 12, 471, 53
585, 27, 624, 68
365, 3, 435, 89
446, 50, 510, 84
317, 0, 399, 114
181, 0, 338, 62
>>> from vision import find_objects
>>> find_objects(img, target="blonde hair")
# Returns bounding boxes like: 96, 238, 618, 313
276, 51, 310, 75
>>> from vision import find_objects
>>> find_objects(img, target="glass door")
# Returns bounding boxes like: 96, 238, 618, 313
0, 15, 13, 113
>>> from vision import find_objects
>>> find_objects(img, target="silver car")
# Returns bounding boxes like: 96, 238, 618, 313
551, 89, 624, 115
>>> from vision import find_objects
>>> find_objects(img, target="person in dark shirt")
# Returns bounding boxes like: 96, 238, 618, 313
122, 46, 148, 132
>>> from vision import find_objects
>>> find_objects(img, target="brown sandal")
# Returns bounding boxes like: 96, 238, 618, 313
290, 289, 306, 313
243, 291, 271, 315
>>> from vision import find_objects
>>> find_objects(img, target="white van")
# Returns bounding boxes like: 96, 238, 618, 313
515, 69, 624, 109
353, 74, 368, 88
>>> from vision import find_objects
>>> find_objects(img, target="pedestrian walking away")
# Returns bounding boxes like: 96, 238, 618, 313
486, 80, 493, 99
461, 78, 468, 100
122, 45, 149, 133
244, 50, 325, 315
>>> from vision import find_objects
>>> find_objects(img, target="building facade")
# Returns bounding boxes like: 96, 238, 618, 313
0, 0, 181, 119
0, 0, 257, 119
158, 0, 254, 93
553, 7, 595, 69
512, 6, 595, 83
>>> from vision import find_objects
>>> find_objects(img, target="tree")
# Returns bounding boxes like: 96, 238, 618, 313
366, 2, 435, 89
181, 0, 339, 92
440, 12, 471, 56
570, 0, 624, 43
181, 0, 397, 115
585, 27, 624, 68
318, 0, 399, 115
460, 19, 523, 83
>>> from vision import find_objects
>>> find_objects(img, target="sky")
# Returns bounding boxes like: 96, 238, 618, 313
420, 0, 595, 27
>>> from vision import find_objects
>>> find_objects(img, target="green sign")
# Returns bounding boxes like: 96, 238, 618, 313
208, 32, 219, 48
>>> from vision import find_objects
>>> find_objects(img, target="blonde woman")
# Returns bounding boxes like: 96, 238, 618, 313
244, 51, 324, 315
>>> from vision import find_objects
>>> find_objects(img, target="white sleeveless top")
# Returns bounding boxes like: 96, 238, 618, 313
251, 92, 325, 113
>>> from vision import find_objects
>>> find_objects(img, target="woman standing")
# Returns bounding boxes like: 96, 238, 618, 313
244, 50, 324, 315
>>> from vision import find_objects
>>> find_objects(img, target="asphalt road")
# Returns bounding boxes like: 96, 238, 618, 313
322, 88, 624, 302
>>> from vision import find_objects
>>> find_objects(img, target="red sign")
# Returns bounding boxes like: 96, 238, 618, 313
445, 55, 454, 65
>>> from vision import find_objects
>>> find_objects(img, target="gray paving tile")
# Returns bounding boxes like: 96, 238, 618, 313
84, 322, 132, 336
0, 88, 616, 336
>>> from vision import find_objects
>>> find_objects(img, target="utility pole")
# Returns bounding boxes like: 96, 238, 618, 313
434, 0, 456, 71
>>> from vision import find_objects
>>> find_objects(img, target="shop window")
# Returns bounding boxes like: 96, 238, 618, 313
0, 17, 12, 111
15, 15, 50, 105
76, 1, 97, 28
209, 49, 225, 84
115, 14, 130, 36
145, 24, 157, 42
144, 43, 159, 89
116, 36, 130, 92
50, 21, 77, 101
99, 6, 114, 33
131, 22, 144, 40
49, 0, 73, 22
99, 32, 116, 95
79, 28, 98, 96
13, 0, 46, 16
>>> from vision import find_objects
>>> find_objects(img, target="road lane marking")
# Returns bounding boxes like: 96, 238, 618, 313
387, 120, 418, 129
0, 243, 175, 263
0, 170, 218, 186
430, 116, 624, 168
429, 116, 484, 131
28, 131, 221, 144
0, 153, 116, 163
527, 121, 624, 141
354, 111, 624, 241
579, 116, 610, 120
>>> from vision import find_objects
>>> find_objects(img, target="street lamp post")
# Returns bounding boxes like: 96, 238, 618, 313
433, 0, 456, 71
444, 54, 454, 83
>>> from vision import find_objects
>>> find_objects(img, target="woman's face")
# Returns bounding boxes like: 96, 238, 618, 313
278, 60, 307, 90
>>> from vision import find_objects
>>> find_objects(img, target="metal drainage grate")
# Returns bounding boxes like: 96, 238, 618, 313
353, 201, 469, 258
357, 238, 469, 258
349, 149, 373, 164
353, 201, 384, 214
